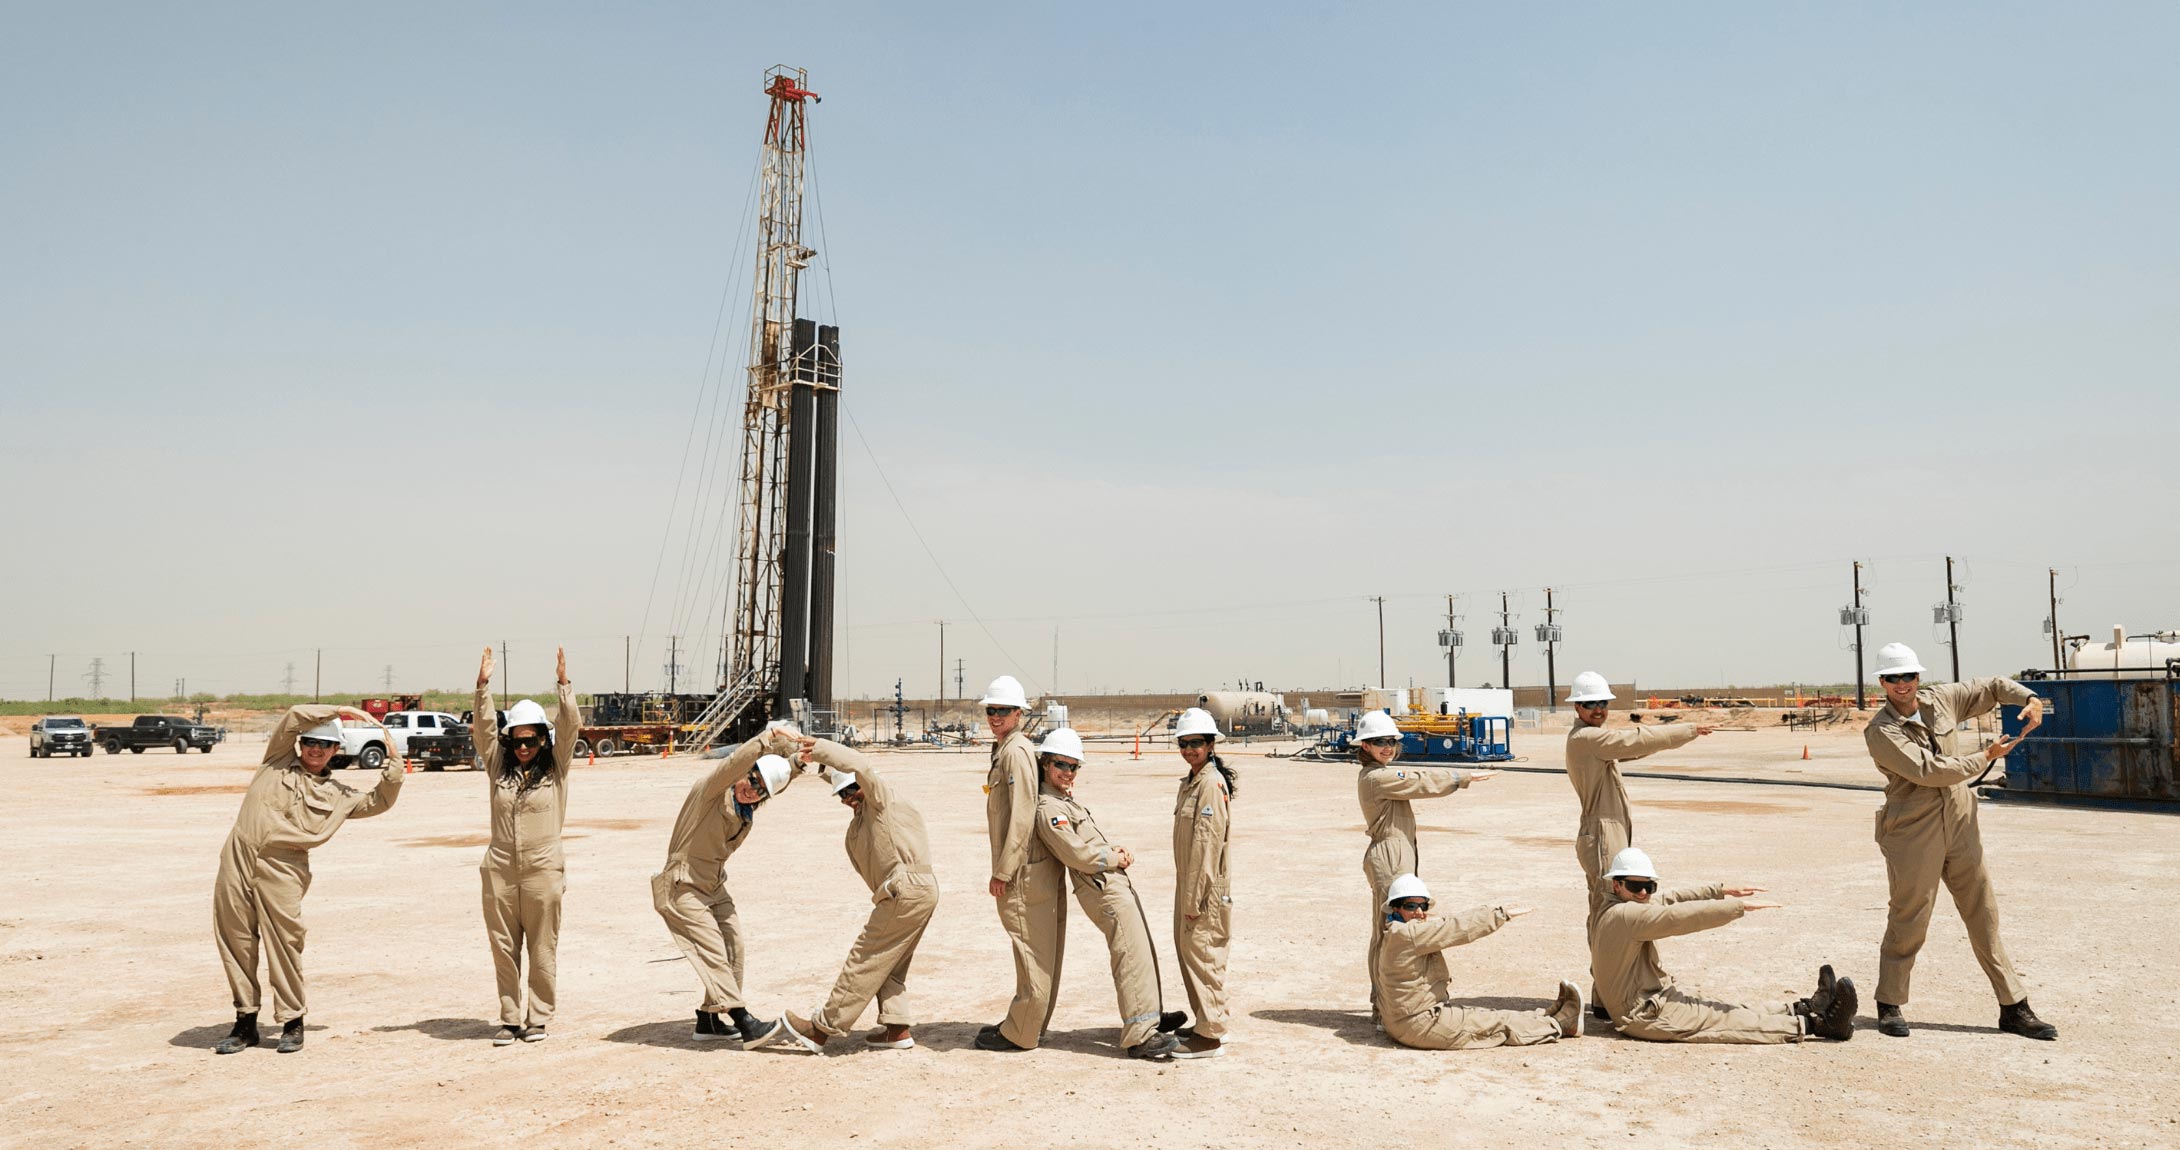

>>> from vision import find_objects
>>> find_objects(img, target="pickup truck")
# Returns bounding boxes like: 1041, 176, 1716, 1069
96, 715, 225, 755
30, 716, 94, 758
380, 710, 464, 757
405, 709, 496, 771
329, 720, 397, 771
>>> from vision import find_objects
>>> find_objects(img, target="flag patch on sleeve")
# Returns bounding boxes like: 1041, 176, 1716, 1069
1049, 815, 1069, 829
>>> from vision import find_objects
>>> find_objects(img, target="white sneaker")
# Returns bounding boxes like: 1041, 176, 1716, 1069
492, 1025, 521, 1047
520, 1026, 548, 1043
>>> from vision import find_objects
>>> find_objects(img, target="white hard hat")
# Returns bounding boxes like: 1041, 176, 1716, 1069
980, 675, 1028, 709
1604, 847, 1657, 880
829, 771, 859, 796
755, 754, 793, 797
1037, 727, 1085, 763
1355, 711, 1401, 742
1874, 643, 1926, 677
504, 699, 550, 734
1568, 671, 1614, 704
1174, 708, 1220, 740
1386, 874, 1431, 905
301, 719, 343, 743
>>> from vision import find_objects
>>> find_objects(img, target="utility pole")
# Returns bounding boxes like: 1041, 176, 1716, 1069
1439, 596, 1463, 689
1494, 592, 1515, 693
500, 640, 510, 706
666, 637, 679, 695
314, 648, 321, 702
936, 620, 946, 708
1842, 561, 1868, 709
1939, 556, 1962, 681
48, 654, 55, 702
625, 635, 632, 693
1371, 596, 1387, 687
282, 661, 298, 694
1535, 588, 1563, 710
1052, 627, 1059, 696
954, 658, 964, 705
2047, 568, 2063, 671
130, 651, 136, 702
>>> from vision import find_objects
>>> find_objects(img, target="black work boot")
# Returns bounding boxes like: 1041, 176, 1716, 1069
728, 1007, 784, 1048
1796, 975, 1858, 1041
275, 1018, 305, 1054
1998, 999, 2058, 1041
692, 1010, 730, 1042
1794, 963, 1838, 1017
974, 1027, 1026, 1052
1590, 1003, 1612, 1022
1876, 1002, 1909, 1038
213, 1012, 260, 1055
1157, 1010, 1189, 1034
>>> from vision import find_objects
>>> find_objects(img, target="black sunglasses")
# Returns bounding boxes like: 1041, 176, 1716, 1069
1881, 673, 1919, 684
298, 737, 339, 750
1046, 759, 1082, 771
1620, 879, 1657, 895
1394, 900, 1430, 913
1177, 737, 1212, 750
985, 706, 1017, 718
508, 736, 546, 751
1364, 736, 1402, 747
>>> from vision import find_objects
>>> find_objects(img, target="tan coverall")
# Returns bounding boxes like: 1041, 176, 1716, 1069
1376, 906, 1562, 1049
651, 734, 782, 1013
476, 683, 580, 1029
1172, 759, 1232, 1039
806, 740, 940, 1037
1357, 761, 1472, 1009
214, 706, 404, 1023
1864, 678, 2035, 1007
1591, 884, 1803, 1044
1036, 783, 1164, 1050
988, 729, 1065, 1048
1565, 721, 1700, 1001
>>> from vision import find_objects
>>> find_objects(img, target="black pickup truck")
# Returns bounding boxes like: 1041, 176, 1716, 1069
404, 709, 497, 771
95, 715, 225, 755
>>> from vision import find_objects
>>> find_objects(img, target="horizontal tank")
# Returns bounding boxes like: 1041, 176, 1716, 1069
1195, 691, 1285, 736
2067, 625, 2180, 678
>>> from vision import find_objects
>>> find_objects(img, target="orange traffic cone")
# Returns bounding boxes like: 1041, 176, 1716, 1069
1801, 745, 1810, 761
588, 747, 596, 766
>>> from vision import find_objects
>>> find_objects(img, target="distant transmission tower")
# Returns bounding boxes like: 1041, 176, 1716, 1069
382, 664, 396, 690
283, 661, 299, 694
84, 657, 108, 698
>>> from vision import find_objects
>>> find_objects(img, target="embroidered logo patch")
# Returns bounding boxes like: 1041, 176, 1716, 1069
1199, 806, 1214, 817
1049, 815, 1070, 829
1395, 771, 1407, 779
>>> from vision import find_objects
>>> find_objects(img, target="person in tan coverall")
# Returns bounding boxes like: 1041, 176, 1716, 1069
1163, 708, 1234, 1059
781, 737, 939, 1052
210, 705, 404, 1055
1590, 847, 1855, 1044
1352, 711, 1498, 1025
473, 646, 581, 1045
1862, 642, 2056, 1040
1032, 728, 1179, 1061
1562, 670, 1711, 1017
651, 722, 801, 1047
976, 676, 1065, 1053
1373, 873, 1580, 1050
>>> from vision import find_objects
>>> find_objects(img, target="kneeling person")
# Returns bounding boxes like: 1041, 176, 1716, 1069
1375, 874, 1582, 1050
1591, 848, 1856, 1044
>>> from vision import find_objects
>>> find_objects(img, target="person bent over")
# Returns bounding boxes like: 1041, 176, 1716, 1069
1591, 848, 1856, 1044
1374, 874, 1581, 1050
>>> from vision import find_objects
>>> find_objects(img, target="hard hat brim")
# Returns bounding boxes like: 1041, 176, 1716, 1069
1568, 693, 1614, 704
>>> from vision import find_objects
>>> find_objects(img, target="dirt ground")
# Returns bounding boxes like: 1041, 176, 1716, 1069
2, 722, 2174, 1149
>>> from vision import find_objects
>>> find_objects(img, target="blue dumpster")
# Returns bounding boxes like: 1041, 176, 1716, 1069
2002, 673, 2179, 803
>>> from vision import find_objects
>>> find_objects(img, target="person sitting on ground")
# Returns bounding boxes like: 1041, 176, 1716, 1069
1591, 848, 1856, 1044
1374, 873, 1583, 1050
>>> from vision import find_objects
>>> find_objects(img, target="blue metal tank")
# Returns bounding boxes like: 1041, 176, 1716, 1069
2002, 671, 2178, 803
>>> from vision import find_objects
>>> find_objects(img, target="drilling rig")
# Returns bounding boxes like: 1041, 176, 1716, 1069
686, 65, 842, 748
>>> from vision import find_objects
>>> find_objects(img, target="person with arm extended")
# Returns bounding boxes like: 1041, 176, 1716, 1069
1374, 873, 1582, 1050
474, 645, 581, 1045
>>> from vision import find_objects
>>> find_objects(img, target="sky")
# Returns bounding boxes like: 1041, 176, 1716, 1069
2, 2, 2175, 703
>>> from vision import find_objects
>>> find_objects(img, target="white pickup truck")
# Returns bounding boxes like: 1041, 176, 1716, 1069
330, 719, 398, 771
380, 710, 464, 757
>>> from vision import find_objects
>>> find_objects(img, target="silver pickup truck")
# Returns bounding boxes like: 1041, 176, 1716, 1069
30, 716, 94, 758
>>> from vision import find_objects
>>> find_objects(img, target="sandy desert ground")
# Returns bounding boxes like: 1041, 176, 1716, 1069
2, 720, 2175, 1149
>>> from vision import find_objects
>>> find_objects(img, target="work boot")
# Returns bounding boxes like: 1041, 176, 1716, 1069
492, 1025, 522, 1047
519, 1026, 547, 1043
782, 1011, 827, 1053
1126, 1032, 1179, 1061
1171, 1034, 1225, 1059
213, 1012, 260, 1055
1876, 1002, 1909, 1038
275, 1018, 305, 1054
1157, 1010, 1189, 1034
1549, 980, 1585, 1039
1590, 1003, 1612, 1022
865, 1025, 915, 1050
1999, 1000, 2058, 1041
1796, 976, 1858, 1041
729, 1007, 784, 1049
973, 1027, 1026, 1052
693, 1010, 732, 1042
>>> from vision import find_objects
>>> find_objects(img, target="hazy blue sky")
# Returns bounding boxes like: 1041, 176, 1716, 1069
3, 3, 2174, 702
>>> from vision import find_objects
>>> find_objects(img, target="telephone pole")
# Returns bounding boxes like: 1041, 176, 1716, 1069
130, 651, 136, 702
48, 654, 56, 702
625, 635, 632, 693
314, 648, 321, 702
1439, 595, 1463, 688
955, 658, 964, 705
1937, 556, 1962, 681
1492, 592, 1516, 692
936, 621, 946, 708
1370, 596, 1387, 687
500, 640, 510, 705
1535, 588, 1563, 710
2047, 568, 2063, 670
1842, 561, 1868, 709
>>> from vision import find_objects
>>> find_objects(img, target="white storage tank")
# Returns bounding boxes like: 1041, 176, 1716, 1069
2067, 625, 2180, 678
1196, 691, 1285, 736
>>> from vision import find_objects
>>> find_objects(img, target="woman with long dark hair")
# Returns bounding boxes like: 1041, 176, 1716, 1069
475, 645, 580, 1046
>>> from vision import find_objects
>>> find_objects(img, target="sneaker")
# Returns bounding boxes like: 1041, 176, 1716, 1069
1548, 980, 1585, 1039
520, 1026, 548, 1043
974, 1027, 1026, 1052
731, 1009, 785, 1049
1875, 1002, 1909, 1038
693, 1010, 734, 1042
493, 1025, 522, 1047
865, 1025, 915, 1050
1171, 1034, 1224, 1059
1156, 1010, 1189, 1034
275, 1018, 305, 1054
781, 1011, 827, 1053
1999, 1000, 2057, 1041
1126, 1032, 1179, 1061
213, 1012, 260, 1055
